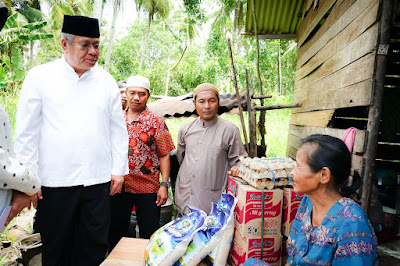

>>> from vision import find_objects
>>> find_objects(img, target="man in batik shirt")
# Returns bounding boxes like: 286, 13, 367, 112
109, 75, 175, 249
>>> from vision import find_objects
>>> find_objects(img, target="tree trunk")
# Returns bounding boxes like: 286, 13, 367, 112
139, 13, 152, 70
105, 0, 119, 72
278, 39, 282, 95
92, 0, 102, 19
30, 40, 34, 69
165, 46, 187, 96
236, 2, 243, 54
232, 2, 238, 43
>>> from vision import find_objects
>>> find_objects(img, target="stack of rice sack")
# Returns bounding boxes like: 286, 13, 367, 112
144, 193, 237, 266
239, 157, 296, 190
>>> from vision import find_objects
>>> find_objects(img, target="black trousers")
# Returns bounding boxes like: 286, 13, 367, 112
35, 182, 110, 266
109, 191, 160, 251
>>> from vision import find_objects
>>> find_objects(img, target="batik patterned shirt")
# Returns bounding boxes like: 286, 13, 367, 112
286, 195, 377, 265
123, 107, 175, 194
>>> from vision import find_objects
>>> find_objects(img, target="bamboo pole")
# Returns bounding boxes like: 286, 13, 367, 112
227, 38, 249, 153
361, 0, 393, 213
246, 69, 257, 157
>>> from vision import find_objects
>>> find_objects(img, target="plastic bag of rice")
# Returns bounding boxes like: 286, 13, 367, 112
207, 194, 237, 266
144, 207, 206, 266
176, 193, 237, 266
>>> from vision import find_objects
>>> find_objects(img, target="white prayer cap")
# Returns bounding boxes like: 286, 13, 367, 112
126, 75, 150, 91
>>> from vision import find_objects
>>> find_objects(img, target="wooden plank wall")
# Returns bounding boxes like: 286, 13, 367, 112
287, 0, 381, 175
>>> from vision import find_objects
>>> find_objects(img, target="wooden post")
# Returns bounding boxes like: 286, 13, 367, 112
361, 0, 393, 213
227, 38, 250, 153
361, 0, 393, 212
246, 69, 257, 157
251, 0, 266, 155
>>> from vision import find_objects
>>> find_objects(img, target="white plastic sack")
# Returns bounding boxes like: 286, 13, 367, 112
144, 208, 206, 266
176, 193, 237, 266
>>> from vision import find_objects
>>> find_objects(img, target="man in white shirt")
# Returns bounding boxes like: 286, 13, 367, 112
15, 15, 129, 266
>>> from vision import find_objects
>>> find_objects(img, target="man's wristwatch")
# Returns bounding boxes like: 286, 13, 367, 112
160, 182, 170, 188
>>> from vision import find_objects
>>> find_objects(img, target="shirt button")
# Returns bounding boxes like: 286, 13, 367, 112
195, 157, 198, 161
199, 140, 202, 144
190, 191, 193, 195
192, 174, 196, 178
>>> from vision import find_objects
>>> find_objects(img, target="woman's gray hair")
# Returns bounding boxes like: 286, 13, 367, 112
61, 32, 75, 43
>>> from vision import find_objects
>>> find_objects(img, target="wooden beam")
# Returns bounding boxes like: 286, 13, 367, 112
290, 109, 335, 127
251, 95, 272, 99
242, 33, 297, 39
361, 0, 393, 213
254, 103, 301, 111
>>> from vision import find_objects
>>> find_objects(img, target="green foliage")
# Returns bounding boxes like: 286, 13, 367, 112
0, 12, 52, 90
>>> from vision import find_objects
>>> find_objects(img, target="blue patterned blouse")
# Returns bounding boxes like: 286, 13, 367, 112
286, 195, 377, 265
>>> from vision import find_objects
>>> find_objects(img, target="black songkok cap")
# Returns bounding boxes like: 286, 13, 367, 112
61, 15, 100, 38
0, 3, 8, 32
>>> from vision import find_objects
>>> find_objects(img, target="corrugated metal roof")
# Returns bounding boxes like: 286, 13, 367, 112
244, 0, 305, 37
147, 91, 254, 118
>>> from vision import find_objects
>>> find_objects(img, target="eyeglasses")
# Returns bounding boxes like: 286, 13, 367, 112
72, 42, 100, 51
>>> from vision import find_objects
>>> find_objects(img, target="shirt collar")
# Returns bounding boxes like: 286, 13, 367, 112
60, 55, 93, 78
125, 106, 149, 124
197, 115, 218, 128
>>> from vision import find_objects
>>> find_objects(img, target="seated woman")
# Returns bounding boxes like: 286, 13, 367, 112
286, 134, 377, 265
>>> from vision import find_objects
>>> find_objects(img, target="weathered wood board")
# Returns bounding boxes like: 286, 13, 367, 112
294, 79, 373, 114
297, 0, 337, 47
286, 130, 364, 173
293, 53, 375, 113
296, 3, 379, 83
288, 124, 366, 153
290, 110, 335, 127
297, 0, 378, 68
298, 0, 355, 58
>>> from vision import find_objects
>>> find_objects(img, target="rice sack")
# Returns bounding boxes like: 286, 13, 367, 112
145, 208, 206, 266
208, 193, 237, 266
177, 193, 237, 266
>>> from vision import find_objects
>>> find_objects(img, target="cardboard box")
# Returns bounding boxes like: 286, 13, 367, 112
227, 176, 283, 237
231, 230, 282, 266
282, 188, 304, 237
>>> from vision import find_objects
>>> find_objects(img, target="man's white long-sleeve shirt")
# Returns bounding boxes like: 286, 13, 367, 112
15, 56, 129, 187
